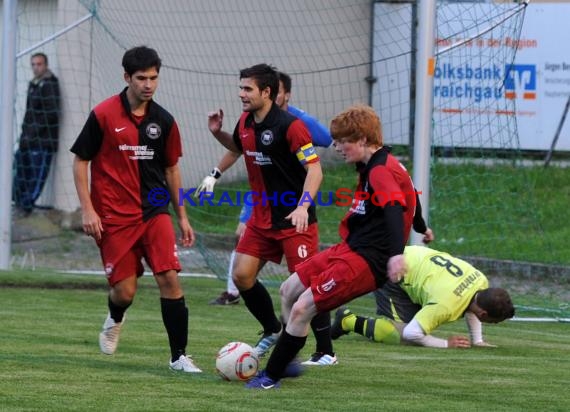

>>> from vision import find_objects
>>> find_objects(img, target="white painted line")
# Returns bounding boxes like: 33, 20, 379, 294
59, 270, 218, 279
510, 317, 570, 323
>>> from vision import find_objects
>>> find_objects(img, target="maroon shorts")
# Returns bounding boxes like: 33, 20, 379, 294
295, 242, 377, 312
235, 223, 319, 272
98, 214, 181, 286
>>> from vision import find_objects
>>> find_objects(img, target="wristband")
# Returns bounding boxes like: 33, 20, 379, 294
210, 167, 222, 179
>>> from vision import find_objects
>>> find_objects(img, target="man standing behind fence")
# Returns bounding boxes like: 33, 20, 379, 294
13, 52, 60, 217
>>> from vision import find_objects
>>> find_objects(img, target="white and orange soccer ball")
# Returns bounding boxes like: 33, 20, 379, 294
215, 341, 259, 381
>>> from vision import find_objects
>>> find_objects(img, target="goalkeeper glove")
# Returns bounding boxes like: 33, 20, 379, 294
194, 167, 222, 198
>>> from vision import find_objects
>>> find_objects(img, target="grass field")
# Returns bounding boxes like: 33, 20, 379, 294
1, 271, 569, 412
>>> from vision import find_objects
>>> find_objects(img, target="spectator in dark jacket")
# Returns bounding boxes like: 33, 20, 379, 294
13, 52, 60, 216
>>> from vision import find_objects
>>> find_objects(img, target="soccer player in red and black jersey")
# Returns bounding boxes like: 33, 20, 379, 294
70, 46, 201, 373
247, 104, 418, 389
208, 64, 332, 361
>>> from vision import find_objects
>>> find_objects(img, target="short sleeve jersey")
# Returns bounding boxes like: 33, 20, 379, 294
232, 103, 319, 230
402, 245, 490, 335
70, 88, 182, 225
339, 147, 416, 286
287, 105, 332, 148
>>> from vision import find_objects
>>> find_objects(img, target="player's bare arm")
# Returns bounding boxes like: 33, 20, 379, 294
473, 341, 498, 348
165, 164, 194, 247
217, 150, 242, 172
208, 109, 240, 153
465, 311, 497, 347
285, 161, 323, 232
72, 155, 103, 241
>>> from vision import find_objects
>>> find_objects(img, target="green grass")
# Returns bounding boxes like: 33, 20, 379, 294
430, 163, 570, 265
1, 270, 569, 411
189, 161, 570, 265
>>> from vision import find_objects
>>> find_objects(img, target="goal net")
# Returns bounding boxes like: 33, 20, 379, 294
10, 0, 565, 317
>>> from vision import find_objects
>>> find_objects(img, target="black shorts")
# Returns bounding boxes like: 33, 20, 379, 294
374, 282, 421, 323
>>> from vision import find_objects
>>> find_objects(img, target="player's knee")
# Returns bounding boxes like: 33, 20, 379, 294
155, 270, 183, 295
288, 303, 303, 324
111, 288, 136, 305
289, 300, 312, 325
279, 279, 291, 299
232, 271, 254, 290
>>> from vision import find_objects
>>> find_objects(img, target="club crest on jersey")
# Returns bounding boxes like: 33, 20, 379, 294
260, 130, 274, 145
146, 122, 161, 139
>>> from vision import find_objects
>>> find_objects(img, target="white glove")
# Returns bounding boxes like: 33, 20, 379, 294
194, 168, 221, 198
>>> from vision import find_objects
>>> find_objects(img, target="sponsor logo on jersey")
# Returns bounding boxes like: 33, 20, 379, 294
245, 149, 272, 166
119, 144, 155, 160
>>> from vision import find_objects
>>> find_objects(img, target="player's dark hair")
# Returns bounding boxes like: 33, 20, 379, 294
278, 71, 292, 94
31, 52, 48, 65
240, 63, 279, 100
122, 46, 162, 76
477, 288, 515, 320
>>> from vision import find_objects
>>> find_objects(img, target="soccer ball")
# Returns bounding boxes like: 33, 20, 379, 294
215, 341, 259, 381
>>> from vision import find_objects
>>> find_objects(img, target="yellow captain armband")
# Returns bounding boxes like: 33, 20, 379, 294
295, 143, 318, 165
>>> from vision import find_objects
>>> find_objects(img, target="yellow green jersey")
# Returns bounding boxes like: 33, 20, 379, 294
401, 246, 489, 335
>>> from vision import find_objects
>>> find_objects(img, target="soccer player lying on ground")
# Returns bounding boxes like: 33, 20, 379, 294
246, 104, 418, 389
331, 245, 515, 348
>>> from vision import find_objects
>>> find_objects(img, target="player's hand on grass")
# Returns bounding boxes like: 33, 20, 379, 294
473, 341, 498, 348
82, 208, 103, 242
447, 335, 471, 348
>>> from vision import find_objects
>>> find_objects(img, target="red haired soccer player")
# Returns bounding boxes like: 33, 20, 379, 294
247, 104, 418, 389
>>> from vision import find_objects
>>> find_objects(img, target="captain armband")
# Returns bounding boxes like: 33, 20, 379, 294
295, 143, 318, 165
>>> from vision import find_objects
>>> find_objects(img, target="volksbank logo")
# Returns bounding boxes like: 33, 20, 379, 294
433, 63, 536, 103
504, 64, 536, 100
434, 63, 503, 80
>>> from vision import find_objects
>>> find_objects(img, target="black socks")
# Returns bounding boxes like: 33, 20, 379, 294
160, 296, 188, 362
241, 280, 281, 333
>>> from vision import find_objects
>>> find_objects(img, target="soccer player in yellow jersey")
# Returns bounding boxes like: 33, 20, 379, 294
331, 245, 515, 348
